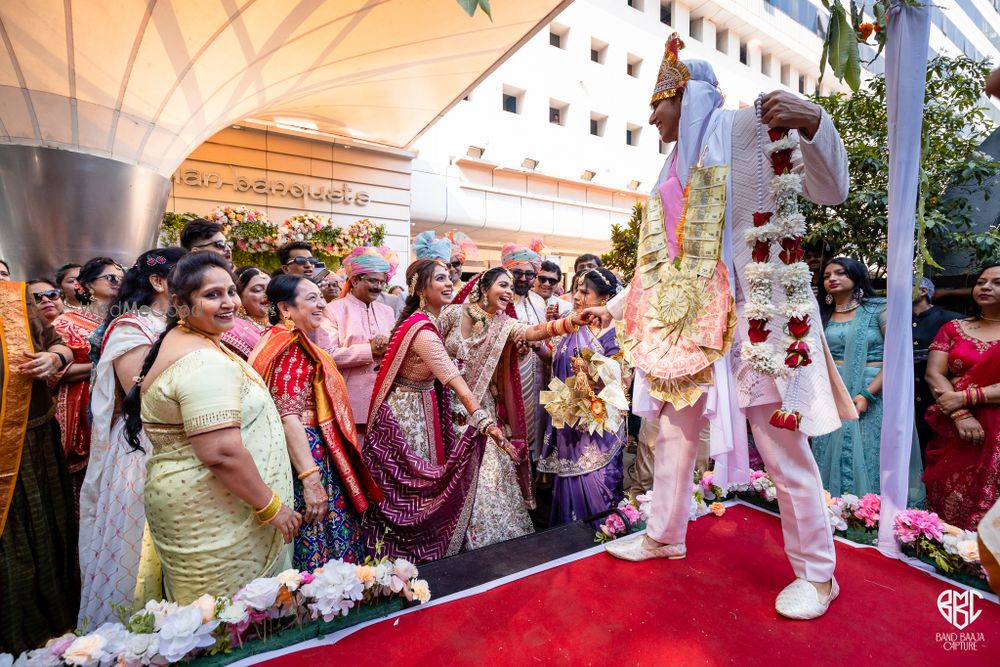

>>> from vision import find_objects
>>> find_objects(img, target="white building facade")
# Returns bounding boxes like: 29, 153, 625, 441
411, 0, 1000, 273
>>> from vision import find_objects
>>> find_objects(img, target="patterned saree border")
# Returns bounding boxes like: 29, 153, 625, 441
0, 282, 35, 534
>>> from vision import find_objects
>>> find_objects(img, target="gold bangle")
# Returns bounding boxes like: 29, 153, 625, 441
562, 316, 580, 334
950, 409, 973, 422
297, 465, 321, 480
254, 491, 281, 524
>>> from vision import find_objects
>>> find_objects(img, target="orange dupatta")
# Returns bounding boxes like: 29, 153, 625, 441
251, 326, 383, 512
0, 282, 35, 534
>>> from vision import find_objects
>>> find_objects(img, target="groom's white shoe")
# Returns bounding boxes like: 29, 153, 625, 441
604, 534, 687, 561
775, 577, 839, 620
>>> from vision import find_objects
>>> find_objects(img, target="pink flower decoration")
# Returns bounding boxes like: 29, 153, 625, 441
621, 504, 641, 523
894, 508, 944, 543
855, 493, 881, 528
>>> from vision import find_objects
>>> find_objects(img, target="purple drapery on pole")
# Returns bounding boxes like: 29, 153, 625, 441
877, 0, 931, 555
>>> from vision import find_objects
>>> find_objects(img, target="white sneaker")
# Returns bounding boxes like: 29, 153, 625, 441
604, 534, 687, 561
775, 577, 839, 620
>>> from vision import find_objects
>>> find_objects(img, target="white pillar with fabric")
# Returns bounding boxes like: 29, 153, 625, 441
877, 0, 932, 555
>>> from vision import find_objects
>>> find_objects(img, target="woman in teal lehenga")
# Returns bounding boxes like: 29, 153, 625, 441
811, 258, 924, 505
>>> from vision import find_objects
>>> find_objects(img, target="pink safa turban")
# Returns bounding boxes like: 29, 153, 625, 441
342, 245, 398, 280
446, 231, 478, 264
500, 243, 541, 272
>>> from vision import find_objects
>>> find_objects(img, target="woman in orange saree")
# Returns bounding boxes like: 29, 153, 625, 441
252, 275, 382, 570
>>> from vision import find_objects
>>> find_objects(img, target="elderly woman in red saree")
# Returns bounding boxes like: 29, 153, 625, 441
441, 267, 587, 549
924, 264, 1000, 530
362, 258, 519, 563
251, 274, 382, 570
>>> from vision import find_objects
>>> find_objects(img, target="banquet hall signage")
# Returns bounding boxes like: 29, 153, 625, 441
173, 167, 370, 206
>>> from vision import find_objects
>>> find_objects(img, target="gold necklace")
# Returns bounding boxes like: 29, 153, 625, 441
179, 322, 225, 351
239, 311, 268, 331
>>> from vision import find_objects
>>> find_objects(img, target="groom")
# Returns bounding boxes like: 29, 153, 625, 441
588, 35, 856, 620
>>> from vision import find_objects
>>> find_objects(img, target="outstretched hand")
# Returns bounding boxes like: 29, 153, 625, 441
578, 306, 611, 328
760, 91, 822, 140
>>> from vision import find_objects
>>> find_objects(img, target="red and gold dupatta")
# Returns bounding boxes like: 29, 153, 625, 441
252, 326, 383, 512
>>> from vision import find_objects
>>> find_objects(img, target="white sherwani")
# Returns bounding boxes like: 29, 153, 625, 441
608, 104, 852, 583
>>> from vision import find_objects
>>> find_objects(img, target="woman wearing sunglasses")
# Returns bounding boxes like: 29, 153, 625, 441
75, 256, 124, 317
27, 280, 65, 323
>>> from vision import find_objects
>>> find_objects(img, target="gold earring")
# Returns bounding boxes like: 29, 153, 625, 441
419, 294, 427, 310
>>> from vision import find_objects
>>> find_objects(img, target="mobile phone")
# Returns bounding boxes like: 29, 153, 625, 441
311, 269, 331, 284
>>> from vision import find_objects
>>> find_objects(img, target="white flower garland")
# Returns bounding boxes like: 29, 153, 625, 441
741, 131, 813, 380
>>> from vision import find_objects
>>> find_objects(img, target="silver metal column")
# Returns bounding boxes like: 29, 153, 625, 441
0, 145, 171, 279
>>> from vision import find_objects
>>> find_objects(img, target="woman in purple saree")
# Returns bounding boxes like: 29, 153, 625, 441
539, 268, 626, 526
360, 259, 513, 563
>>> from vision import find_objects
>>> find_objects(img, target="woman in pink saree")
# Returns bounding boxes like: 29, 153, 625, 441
361, 259, 513, 563
221, 266, 270, 360
924, 264, 1000, 530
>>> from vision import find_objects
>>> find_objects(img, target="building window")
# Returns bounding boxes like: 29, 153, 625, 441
590, 112, 607, 137
626, 54, 642, 78
716, 29, 729, 55
626, 123, 641, 147
798, 75, 805, 94
591, 38, 608, 64
627, 0, 644, 9
549, 99, 568, 126
780, 64, 791, 88
502, 85, 524, 114
760, 53, 771, 76
739, 41, 748, 65
660, 1, 672, 25
690, 18, 703, 42
549, 23, 568, 50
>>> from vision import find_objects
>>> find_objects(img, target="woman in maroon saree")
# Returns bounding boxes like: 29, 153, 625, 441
924, 264, 1000, 530
361, 259, 513, 563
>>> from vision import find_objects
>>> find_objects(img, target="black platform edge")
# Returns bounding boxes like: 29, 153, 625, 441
419, 521, 601, 599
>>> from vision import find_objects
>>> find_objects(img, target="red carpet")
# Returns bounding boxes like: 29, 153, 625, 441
262, 504, 999, 666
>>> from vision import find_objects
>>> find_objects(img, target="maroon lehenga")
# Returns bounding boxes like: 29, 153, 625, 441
360, 313, 485, 563
923, 320, 1000, 530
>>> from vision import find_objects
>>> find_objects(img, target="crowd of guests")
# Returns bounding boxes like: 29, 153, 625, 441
2, 215, 999, 650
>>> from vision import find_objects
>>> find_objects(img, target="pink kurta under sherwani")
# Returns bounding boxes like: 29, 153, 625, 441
323, 293, 395, 424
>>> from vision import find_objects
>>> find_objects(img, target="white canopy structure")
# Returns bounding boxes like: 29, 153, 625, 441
0, 0, 569, 273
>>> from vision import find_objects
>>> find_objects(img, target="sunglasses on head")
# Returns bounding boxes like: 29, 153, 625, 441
33, 289, 63, 303
536, 276, 559, 285
194, 240, 232, 251
285, 257, 324, 268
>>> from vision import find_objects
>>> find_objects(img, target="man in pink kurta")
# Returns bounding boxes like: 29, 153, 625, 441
323, 246, 398, 428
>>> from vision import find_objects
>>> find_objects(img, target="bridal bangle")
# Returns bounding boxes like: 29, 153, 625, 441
951, 408, 973, 422
297, 466, 321, 481
478, 418, 497, 435
964, 387, 986, 406
254, 491, 281, 524
545, 317, 580, 338
470, 408, 490, 431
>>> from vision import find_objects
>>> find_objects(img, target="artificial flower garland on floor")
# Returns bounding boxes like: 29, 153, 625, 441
741, 102, 815, 432
5, 557, 430, 666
